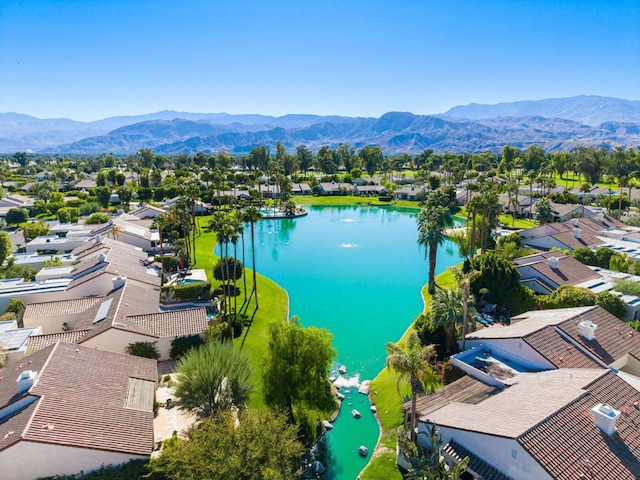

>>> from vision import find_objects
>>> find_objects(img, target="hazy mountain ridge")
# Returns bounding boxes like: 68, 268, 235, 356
443, 95, 640, 126
2, 95, 640, 154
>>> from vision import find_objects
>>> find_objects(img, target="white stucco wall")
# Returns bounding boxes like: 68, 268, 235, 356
0, 441, 147, 480
465, 338, 557, 370
418, 425, 553, 480
118, 231, 153, 252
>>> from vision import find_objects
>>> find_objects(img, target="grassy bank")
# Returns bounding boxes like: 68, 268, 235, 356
359, 269, 457, 480
193, 217, 289, 409
291, 195, 421, 209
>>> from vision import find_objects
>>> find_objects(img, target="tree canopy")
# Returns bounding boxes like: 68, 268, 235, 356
262, 316, 337, 422
149, 409, 304, 480
173, 340, 253, 417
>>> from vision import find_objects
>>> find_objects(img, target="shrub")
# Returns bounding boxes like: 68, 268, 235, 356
22, 221, 49, 241
85, 212, 111, 224
155, 255, 180, 272
613, 279, 640, 296
170, 335, 205, 359
595, 291, 628, 320
5, 298, 24, 315
79, 201, 102, 216
547, 285, 596, 308
126, 341, 160, 359
161, 281, 211, 303
5, 207, 29, 225
213, 257, 244, 282
57, 206, 80, 223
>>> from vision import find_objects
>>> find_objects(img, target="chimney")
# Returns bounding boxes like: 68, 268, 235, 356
571, 218, 580, 227
597, 212, 605, 222
16, 370, 37, 395
95, 234, 101, 244
112, 276, 127, 290
547, 257, 559, 269
97, 253, 106, 263
573, 228, 581, 239
579, 320, 597, 340
592, 403, 620, 436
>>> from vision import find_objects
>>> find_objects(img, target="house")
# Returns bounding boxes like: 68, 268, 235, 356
462, 306, 640, 384
291, 183, 312, 195
78, 307, 209, 360
74, 178, 97, 190
24, 235, 92, 253
394, 185, 427, 201
164, 197, 210, 214
407, 306, 640, 479
497, 193, 534, 217
355, 184, 388, 196
519, 214, 626, 252
514, 252, 602, 294
514, 251, 640, 320
257, 184, 282, 199
0, 342, 156, 480
1, 237, 160, 315
549, 202, 595, 222
128, 204, 167, 219
413, 368, 640, 480
318, 182, 355, 196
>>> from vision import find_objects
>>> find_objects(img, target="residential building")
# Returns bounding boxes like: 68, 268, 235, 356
0, 342, 156, 480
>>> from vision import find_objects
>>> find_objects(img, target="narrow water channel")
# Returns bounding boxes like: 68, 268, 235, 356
249, 205, 462, 479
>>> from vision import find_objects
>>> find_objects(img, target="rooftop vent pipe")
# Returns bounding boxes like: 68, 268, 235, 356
592, 403, 620, 436
579, 320, 597, 341
16, 370, 37, 395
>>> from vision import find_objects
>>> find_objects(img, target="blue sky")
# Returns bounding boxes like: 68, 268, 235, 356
1, 0, 639, 121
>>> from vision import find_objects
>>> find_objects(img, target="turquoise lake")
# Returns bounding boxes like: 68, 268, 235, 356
249, 205, 462, 480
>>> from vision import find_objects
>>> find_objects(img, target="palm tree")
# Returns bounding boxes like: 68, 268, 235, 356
109, 224, 120, 240
242, 206, 262, 310
417, 191, 451, 295
152, 214, 168, 285
430, 287, 464, 355
451, 266, 480, 350
386, 332, 439, 444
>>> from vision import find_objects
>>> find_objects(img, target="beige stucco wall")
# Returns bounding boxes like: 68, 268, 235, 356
82, 328, 156, 356
0, 441, 147, 480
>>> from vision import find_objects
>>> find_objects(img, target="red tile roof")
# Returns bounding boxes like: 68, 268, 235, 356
524, 326, 603, 369
557, 306, 640, 366
519, 372, 640, 480
126, 308, 208, 338
0, 343, 156, 456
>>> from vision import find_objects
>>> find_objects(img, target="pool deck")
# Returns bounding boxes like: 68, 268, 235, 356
167, 268, 208, 286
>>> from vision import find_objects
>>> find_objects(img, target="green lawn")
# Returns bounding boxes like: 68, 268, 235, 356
193, 217, 289, 409
291, 195, 421, 209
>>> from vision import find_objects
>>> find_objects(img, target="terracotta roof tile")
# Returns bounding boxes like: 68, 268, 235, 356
516, 253, 602, 287
409, 375, 501, 418
423, 369, 605, 438
26, 330, 89, 354
524, 326, 603, 369
126, 308, 208, 338
519, 372, 640, 480
443, 440, 512, 480
23, 297, 101, 320
557, 307, 640, 365
0, 343, 157, 456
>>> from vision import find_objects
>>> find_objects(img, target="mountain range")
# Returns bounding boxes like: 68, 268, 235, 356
2, 95, 640, 155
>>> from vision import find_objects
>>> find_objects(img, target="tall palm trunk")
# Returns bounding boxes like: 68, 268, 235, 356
428, 241, 438, 295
